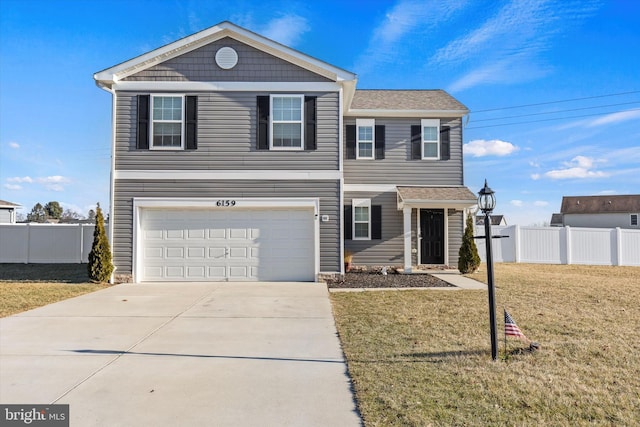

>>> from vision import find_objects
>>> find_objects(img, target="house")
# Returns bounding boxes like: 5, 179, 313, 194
475, 214, 507, 226
550, 195, 640, 229
94, 21, 476, 283
0, 200, 21, 224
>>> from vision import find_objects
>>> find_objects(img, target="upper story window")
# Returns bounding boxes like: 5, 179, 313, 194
421, 119, 440, 160
356, 119, 375, 159
631, 214, 639, 226
137, 94, 197, 151
257, 95, 316, 151
270, 95, 304, 150
411, 119, 449, 161
151, 95, 184, 149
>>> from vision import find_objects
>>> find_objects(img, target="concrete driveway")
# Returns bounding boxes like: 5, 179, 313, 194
0, 282, 362, 426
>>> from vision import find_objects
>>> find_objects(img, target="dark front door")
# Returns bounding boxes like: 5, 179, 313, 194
420, 209, 445, 264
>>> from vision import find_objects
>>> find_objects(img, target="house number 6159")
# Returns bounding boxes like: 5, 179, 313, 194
216, 200, 236, 207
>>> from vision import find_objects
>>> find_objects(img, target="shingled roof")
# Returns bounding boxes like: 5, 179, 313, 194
348, 90, 468, 116
560, 195, 640, 214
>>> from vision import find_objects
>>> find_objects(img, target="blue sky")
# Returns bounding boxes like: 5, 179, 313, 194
1, 0, 639, 225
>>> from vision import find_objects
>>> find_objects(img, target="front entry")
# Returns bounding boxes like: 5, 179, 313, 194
420, 209, 445, 264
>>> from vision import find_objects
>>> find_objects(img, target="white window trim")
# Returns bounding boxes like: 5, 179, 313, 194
352, 198, 371, 240
421, 118, 440, 160
631, 213, 639, 226
270, 94, 304, 151
150, 94, 185, 151
356, 119, 375, 160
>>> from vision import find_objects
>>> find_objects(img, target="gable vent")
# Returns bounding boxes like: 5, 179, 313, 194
215, 47, 238, 69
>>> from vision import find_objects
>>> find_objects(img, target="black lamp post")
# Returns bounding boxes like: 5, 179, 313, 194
478, 179, 498, 361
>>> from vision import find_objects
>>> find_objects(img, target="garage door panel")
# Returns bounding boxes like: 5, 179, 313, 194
166, 266, 185, 278
140, 207, 315, 282
187, 247, 206, 258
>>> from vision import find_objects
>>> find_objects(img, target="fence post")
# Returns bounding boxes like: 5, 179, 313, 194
565, 226, 572, 265
513, 224, 520, 263
26, 223, 31, 264
615, 227, 623, 266
78, 223, 83, 263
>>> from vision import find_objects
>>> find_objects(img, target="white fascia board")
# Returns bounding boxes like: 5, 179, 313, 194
344, 109, 468, 118
343, 184, 397, 193
397, 199, 477, 210
133, 197, 319, 210
112, 81, 342, 93
115, 170, 341, 181
94, 21, 356, 86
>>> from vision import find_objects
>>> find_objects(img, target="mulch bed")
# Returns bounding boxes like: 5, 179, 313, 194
325, 272, 454, 289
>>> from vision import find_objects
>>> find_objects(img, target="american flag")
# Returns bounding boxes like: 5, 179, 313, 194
504, 309, 527, 339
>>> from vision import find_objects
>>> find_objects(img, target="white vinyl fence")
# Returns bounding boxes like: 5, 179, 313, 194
0, 224, 108, 263
476, 225, 640, 267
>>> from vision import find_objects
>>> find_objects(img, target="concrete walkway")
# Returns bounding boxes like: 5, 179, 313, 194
0, 282, 362, 427
428, 270, 487, 290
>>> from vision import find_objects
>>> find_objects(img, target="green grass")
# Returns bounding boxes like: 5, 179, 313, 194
330, 263, 640, 426
0, 264, 108, 317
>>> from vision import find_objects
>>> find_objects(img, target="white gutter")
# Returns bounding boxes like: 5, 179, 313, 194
95, 80, 117, 284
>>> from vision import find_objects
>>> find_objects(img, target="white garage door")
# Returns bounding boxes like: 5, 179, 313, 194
140, 208, 315, 282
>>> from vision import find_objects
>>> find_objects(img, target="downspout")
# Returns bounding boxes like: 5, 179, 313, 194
95, 80, 117, 284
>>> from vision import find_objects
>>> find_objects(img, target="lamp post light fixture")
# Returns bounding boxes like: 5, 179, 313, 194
478, 179, 499, 361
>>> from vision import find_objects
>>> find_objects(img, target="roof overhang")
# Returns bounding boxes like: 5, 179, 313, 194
345, 109, 468, 118
94, 21, 357, 91
397, 186, 477, 210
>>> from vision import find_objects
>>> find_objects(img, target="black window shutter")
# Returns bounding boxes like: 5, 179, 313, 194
344, 205, 352, 240
256, 96, 269, 150
137, 95, 150, 149
440, 125, 450, 160
375, 125, 385, 160
304, 96, 317, 150
411, 125, 421, 159
345, 125, 356, 159
185, 96, 197, 150
372, 205, 382, 240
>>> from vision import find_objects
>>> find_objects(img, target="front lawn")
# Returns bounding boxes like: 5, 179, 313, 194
330, 263, 640, 426
0, 264, 108, 317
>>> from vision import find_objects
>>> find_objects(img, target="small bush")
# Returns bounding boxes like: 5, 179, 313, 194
458, 212, 481, 273
87, 203, 114, 283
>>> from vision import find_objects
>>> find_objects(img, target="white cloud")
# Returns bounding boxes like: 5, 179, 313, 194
261, 15, 310, 46
464, 139, 519, 157
9, 142, 20, 149
530, 173, 541, 180
6, 175, 71, 191
36, 176, 70, 184
435, 0, 600, 91
534, 201, 549, 207
7, 176, 33, 183
544, 156, 608, 180
510, 200, 524, 207
355, 0, 466, 75
586, 109, 640, 127
3, 184, 22, 191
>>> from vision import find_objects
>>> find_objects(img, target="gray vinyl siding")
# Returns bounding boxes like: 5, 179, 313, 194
447, 209, 463, 267
115, 92, 339, 170
344, 191, 416, 266
112, 179, 340, 276
344, 192, 464, 268
0, 209, 12, 223
344, 117, 464, 185
124, 37, 332, 83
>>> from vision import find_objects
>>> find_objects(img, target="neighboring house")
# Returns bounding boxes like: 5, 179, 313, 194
550, 195, 640, 229
475, 215, 507, 226
94, 21, 476, 283
0, 200, 20, 224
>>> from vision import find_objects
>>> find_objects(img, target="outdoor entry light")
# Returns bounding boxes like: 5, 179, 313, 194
478, 179, 498, 361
